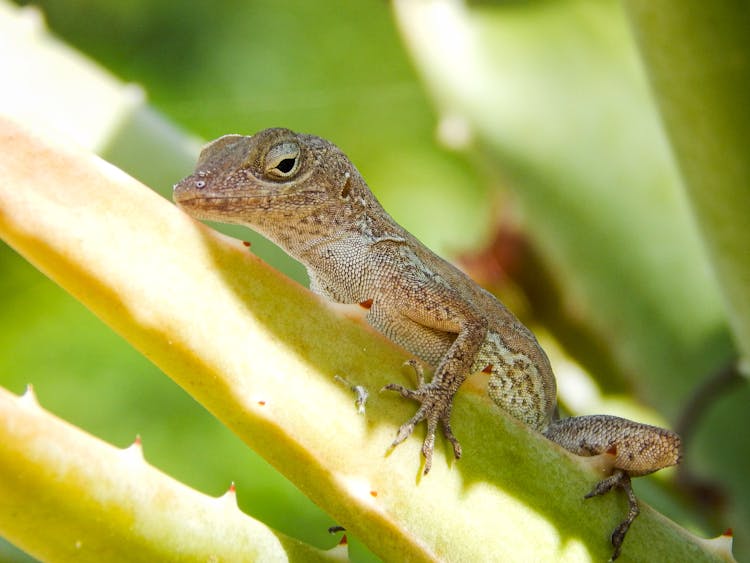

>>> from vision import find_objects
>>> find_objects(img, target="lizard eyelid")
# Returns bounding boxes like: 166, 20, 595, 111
264, 141, 301, 179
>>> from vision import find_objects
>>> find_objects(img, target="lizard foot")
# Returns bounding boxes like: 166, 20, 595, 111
383, 362, 462, 474
584, 469, 639, 561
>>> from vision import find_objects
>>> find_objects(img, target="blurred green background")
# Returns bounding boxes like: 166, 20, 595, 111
1, 0, 748, 560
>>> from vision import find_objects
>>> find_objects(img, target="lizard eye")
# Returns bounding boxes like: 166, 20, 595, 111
264, 141, 300, 179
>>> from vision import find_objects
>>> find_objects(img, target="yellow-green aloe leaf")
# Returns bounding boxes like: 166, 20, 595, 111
0, 386, 343, 563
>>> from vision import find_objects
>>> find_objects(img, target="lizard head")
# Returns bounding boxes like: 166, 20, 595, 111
173, 128, 370, 232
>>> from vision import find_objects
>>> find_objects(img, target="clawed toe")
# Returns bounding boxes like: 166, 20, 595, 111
441, 417, 462, 459
610, 520, 631, 561
421, 428, 436, 474
584, 470, 626, 499
391, 408, 426, 448
402, 359, 426, 386
382, 382, 418, 399
391, 423, 414, 448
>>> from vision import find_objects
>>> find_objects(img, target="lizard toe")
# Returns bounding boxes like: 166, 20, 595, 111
383, 383, 416, 399
391, 422, 414, 449
440, 417, 462, 460
584, 470, 625, 499
402, 359, 426, 386
610, 520, 630, 561
421, 431, 436, 475
391, 404, 429, 448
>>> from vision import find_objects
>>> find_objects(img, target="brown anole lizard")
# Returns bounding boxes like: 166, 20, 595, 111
173, 128, 682, 560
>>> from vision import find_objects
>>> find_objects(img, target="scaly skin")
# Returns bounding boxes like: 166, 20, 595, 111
173, 128, 682, 559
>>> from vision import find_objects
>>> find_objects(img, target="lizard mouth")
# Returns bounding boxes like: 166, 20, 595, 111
173, 192, 263, 219
174, 193, 240, 205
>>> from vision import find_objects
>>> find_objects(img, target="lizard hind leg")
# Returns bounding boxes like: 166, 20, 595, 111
544, 415, 680, 559
584, 469, 639, 561
383, 360, 462, 475
401, 359, 462, 461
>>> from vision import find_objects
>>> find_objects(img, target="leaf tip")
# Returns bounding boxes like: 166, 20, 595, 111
694, 527, 735, 560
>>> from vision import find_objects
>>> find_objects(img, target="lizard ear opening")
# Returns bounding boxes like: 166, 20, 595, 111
340, 174, 352, 199
264, 141, 301, 179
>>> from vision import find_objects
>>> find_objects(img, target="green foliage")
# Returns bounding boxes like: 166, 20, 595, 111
1, 0, 747, 560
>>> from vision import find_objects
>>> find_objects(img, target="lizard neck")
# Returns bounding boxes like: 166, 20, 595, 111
257, 195, 405, 265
